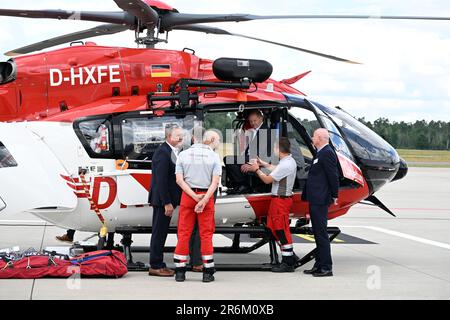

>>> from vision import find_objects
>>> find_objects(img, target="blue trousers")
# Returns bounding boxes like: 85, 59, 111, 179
150, 206, 171, 269
310, 204, 333, 271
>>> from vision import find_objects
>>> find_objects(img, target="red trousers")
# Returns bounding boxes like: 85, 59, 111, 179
268, 197, 294, 257
174, 191, 215, 267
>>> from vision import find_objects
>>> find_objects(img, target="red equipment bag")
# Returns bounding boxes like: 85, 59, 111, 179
0, 250, 128, 279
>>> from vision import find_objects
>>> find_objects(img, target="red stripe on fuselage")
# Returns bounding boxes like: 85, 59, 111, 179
130, 173, 152, 191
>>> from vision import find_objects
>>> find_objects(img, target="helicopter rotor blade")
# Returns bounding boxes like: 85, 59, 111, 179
113, 0, 159, 28
0, 8, 134, 25
4, 24, 130, 56
172, 24, 361, 64
161, 13, 450, 29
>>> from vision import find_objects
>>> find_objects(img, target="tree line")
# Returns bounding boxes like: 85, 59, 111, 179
358, 118, 450, 150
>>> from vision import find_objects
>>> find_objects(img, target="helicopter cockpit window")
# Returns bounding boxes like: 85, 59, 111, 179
77, 119, 112, 156
121, 115, 196, 161
313, 102, 399, 164
319, 115, 354, 161
289, 107, 321, 138
0, 142, 18, 168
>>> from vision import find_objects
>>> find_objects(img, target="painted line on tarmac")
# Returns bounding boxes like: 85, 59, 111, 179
342, 226, 450, 250
354, 206, 450, 212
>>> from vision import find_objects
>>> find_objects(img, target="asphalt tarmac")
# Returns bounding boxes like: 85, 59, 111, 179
0, 167, 449, 300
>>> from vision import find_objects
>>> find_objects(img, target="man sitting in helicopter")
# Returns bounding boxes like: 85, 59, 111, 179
224, 109, 273, 194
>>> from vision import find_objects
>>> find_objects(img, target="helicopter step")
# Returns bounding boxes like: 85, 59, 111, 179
71, 225, 341, 272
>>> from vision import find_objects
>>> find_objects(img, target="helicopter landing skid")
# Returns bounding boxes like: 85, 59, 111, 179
70, 226, 340, 272
116, 226, 341, 272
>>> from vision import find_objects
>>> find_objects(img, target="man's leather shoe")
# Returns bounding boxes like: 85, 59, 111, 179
175, 271, 186, 282
148, 267, 175, 277
312, 269, 333, 277
271, 263, 295, 273
55, 234, 73, 243
303, 267, 318, 275
202, 273, 215, 283
192, 265, 203, 273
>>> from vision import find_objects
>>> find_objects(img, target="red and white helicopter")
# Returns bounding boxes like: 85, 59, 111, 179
0, 0, 443, 269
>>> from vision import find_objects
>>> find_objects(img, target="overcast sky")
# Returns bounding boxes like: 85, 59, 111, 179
1, 0, 449, 122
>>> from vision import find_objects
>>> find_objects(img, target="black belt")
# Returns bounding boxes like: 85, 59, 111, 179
192, 188, 208, 192
271, 195, 293, 199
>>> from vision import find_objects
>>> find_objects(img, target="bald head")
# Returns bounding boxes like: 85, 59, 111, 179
312, 128, 330, 149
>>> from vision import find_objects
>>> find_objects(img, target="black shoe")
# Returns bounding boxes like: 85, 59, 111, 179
202, 273, 215, 283
271, 262, 295, 273
312, 269, 333, 277
303, 267, 319, 275
175, 271, 186, 282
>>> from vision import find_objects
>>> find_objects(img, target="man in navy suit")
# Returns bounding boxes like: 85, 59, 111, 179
225, 109, 272, 194
302, 128, 339, 277
148, 124, 184, 277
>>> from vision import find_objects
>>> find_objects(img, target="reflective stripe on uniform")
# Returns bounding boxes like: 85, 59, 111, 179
174, 254, 188, 261
203, 262, 215, 268
174, 262, 186, 268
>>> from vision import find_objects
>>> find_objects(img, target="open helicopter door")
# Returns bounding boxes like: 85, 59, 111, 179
0, 123, 77, 219
113, 111, 198, 208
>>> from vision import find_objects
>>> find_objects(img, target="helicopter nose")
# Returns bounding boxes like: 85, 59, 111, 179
392, 158, 408, 182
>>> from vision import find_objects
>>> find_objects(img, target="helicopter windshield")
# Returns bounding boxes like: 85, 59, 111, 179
311, 101, 400, 165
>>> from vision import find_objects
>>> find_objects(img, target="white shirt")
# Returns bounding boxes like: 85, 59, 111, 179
166, 141, 180, 157
252, 122, 263, 141
269, 154, 297, 196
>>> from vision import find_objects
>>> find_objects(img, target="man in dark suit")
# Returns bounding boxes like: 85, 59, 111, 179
148, 124, 184, 277
302, 128, 339, 277
225, 109, 272, 194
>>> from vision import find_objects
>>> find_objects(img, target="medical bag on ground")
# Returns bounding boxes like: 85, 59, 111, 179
0, 249, 128, 279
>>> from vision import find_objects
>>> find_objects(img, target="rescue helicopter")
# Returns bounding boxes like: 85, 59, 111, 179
0, 0, 443, 270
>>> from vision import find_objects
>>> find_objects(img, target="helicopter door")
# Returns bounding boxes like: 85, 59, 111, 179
114, 112, 197, 206
285, 108, 320, 190
0, 123, 77, 216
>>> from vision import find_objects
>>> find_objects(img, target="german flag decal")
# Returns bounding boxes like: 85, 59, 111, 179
151, 64, 172, 77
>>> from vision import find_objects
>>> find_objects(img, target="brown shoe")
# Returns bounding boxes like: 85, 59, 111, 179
148, 267, 175, 277
192, 265, 203, 272
55, 234, 73, 243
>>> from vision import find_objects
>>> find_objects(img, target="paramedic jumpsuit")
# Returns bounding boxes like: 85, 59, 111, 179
173, 143, 222, 274
267, 154, 298, 266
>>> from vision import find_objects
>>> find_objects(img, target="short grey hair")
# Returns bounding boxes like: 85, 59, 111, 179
203, 129, 220, 143
165, 124, 182, 139
191, 126, 206, 144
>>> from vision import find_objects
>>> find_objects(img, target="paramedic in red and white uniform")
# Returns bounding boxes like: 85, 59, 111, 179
173, 129, 222, 283
248, 137, 298, 272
